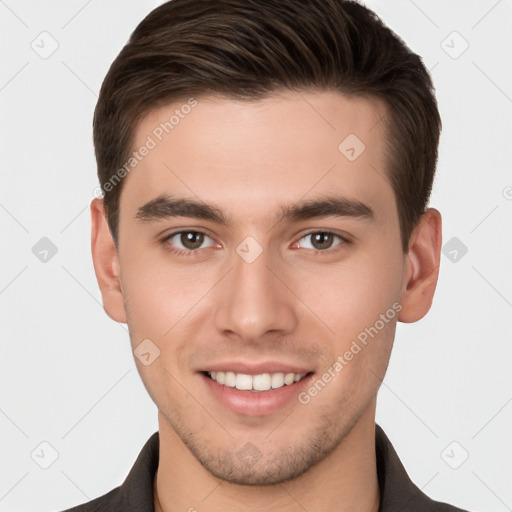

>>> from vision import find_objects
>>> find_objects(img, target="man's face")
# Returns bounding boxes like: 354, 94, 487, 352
115, 91, 406, 484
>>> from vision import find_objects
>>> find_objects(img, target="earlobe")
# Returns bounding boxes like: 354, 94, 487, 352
398, 208, 442, 323
90, 198, 127, 323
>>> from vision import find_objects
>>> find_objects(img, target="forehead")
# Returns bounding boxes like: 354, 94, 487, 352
122, 90, 394, 222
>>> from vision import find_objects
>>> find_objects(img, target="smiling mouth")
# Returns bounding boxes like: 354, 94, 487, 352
203, 370, 312, 391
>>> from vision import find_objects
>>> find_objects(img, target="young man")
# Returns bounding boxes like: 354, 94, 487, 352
64, 0, 468, 510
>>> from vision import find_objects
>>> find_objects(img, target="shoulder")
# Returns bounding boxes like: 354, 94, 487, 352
55, 432, 159, 512
375, 425, 470, 512
398, 488, 471, 512
58, 487, 122, 512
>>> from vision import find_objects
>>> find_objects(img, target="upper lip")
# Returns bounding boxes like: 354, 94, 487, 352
201, 361, 313, 375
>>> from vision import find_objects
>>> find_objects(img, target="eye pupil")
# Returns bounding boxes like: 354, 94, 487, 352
181, 231, 204, 249
312, 232, 333, 250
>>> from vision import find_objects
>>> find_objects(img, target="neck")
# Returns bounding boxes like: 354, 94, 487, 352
154, 406, 380, 512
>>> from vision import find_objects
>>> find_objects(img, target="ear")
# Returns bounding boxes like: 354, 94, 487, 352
398, 208, 442, 323
90, 198, 127, 323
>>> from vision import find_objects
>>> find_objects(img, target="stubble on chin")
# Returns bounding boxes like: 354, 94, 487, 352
158, 392, 371, 487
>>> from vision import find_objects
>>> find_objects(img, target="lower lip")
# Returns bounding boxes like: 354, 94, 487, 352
200, 373, 314, 416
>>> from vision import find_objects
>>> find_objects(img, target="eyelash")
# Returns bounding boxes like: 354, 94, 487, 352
161, 231, 215, 257
161, 230, 350, 257
295, 231, 349, 255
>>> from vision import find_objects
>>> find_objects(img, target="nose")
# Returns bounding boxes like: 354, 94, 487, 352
213, 243, 298, 343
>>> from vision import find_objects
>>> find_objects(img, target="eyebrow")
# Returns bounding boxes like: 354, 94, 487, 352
135, 194, 374, 225
136, 195, 226, 224
276, 195, 374, 224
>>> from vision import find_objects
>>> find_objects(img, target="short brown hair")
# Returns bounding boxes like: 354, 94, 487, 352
94, 0, 441, 251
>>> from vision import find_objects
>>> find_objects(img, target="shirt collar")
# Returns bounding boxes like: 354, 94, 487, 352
111, 424, 465, 511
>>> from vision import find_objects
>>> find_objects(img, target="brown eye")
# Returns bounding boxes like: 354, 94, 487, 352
165, 230, 214, 253
310, 232, 334, 250
180, 231, 205, 249
296, 232, 345, 252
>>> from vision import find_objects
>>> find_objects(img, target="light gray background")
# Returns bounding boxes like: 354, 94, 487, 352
1, 1, 511, 511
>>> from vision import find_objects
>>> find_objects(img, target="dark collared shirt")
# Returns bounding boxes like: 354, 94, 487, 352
60, 425, 468, 511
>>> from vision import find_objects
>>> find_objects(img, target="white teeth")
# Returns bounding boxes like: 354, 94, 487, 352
235, 373, 253, 390
224, 371, 236, 387
271, 372, 285, 389
208, 371, 306, 391
253, 373, 271, 391
284, 373, 295, 385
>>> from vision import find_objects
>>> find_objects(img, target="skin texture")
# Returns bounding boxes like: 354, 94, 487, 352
91, 90, 442, 512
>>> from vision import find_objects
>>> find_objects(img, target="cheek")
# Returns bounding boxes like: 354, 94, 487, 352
121, 243, 216, 320
288, 248, 402, 402
292, 248, 404, 341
